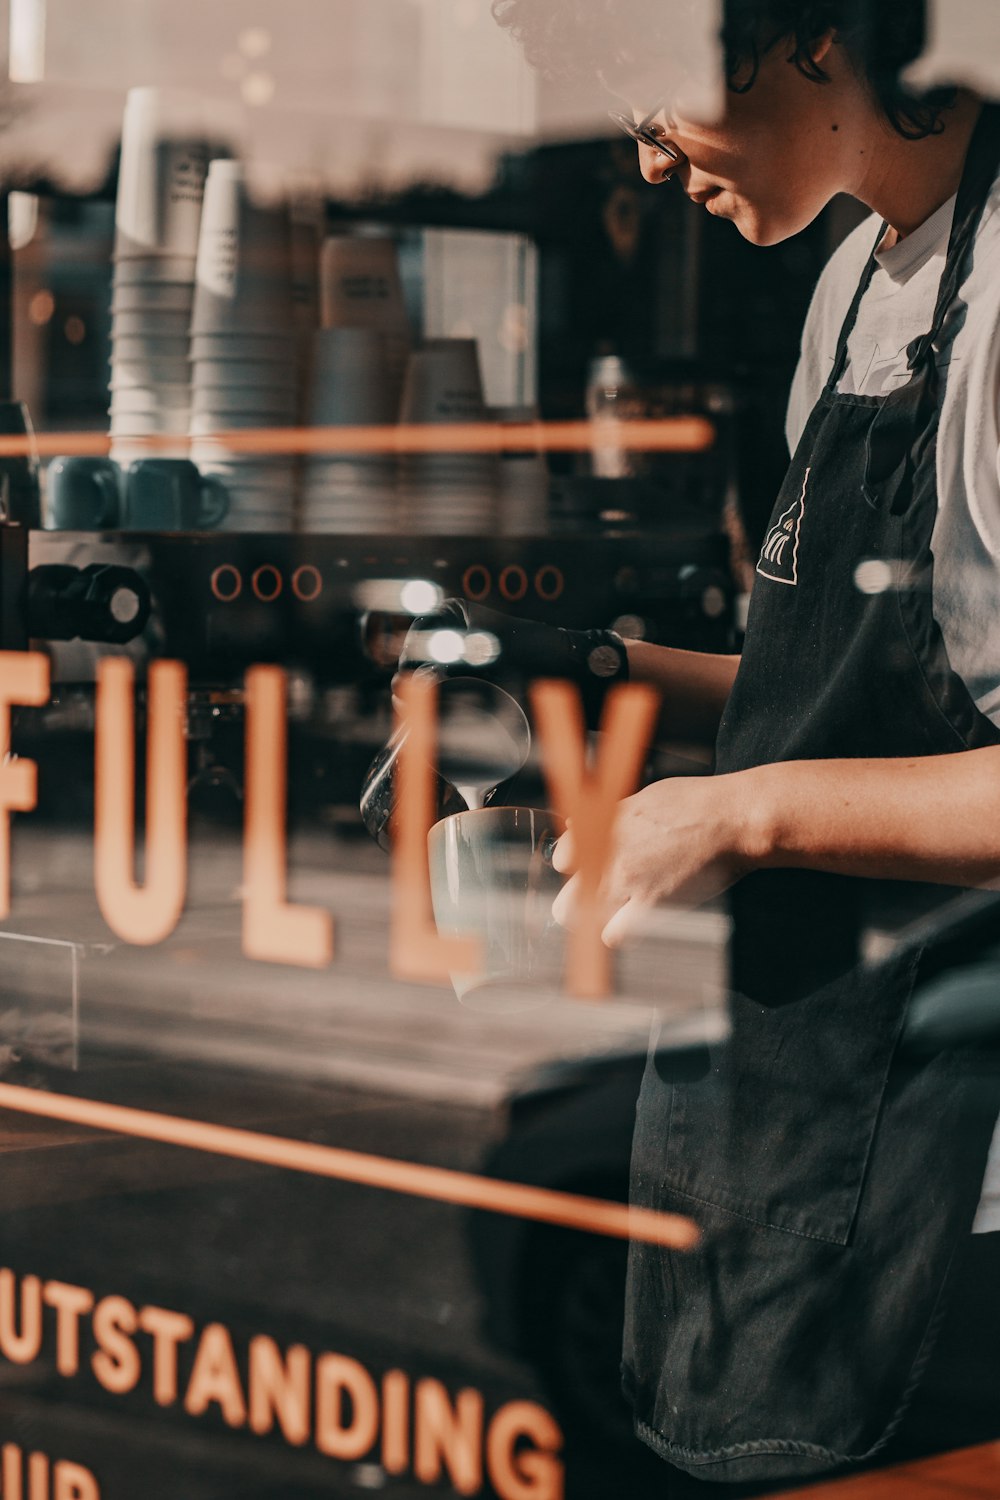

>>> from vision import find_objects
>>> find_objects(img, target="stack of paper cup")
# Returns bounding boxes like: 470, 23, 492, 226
109, 87, 209, 466
319, 236, 412, 407
398, 339, 498, 535
301, 328, 397, 533
189, 160, 298, 532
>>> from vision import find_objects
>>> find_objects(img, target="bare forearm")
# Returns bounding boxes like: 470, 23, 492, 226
625, 642, 741, 743
740, 749, 1000, 887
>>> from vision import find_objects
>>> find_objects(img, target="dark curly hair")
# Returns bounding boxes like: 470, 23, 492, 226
492, 0, 958, 139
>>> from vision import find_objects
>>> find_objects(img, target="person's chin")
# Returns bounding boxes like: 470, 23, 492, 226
730, 209, 799, 247
727, 199, 822, 247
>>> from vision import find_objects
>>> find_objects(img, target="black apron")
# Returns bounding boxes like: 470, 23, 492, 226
623, 107, 1000, 1486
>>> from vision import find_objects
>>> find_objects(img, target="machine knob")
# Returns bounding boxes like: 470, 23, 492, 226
27, 564, 152, 644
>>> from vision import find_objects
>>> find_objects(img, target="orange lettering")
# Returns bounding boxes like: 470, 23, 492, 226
137, 1303, 194, 1405
487, 1401, 564, 1500
389, 674, 480, 984
53, 1462, 100, 1500
0, 652, 49, 918
184, 1322, 247, 1427
314, 1354, 379, 1460
530, 681, 659, 998
0, 1270, 42, 1364
382, 1368, 409, 1475
248, 1335, 310, 1446
2, 1443, 22, 1500
242, 666, 333, 968
413, 1379, 483, 1496
94, 658, 187, 945
92, 1294, 140, 1395
42, 1280, 94, 1377
28, 1452, 47, 1500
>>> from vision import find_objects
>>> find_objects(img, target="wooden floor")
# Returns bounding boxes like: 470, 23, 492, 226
776, 1442, 1000, 1497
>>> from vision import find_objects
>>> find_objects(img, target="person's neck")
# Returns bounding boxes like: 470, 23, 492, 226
848, 93, 983, 244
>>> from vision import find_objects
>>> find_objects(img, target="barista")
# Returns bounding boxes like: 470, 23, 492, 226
401, 0, 1000, 1489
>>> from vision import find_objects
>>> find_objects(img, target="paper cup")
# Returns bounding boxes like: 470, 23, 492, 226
111, 335, 191, 361
191, 387, 296, 418
190, 333, 297, 363
111, 410, 193, 437
111, 310, 192, 338
399, 339, 485, 425
319, 236, 411, 390
189, 411, 297, 436
306, 327, 395, 428
110, 359, 191, 388
110, 384, 192, 414
111, 283, 195, 314
114, 87, 209, 260
192, 160, 293, 335
111, 439, 190, 464
191, 360, 296, 390
112, 255, 197, 286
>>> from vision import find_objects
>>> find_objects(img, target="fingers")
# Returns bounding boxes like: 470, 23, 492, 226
550, 825, 576, 874
552, 871, 649, 952
551, 871, 578, 930
601, 896, 652, 950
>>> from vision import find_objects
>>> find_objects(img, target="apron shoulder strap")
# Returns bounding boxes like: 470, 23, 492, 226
827, 223, 886, 393
908, 102, 1000, 370
829, 104, 1000, 392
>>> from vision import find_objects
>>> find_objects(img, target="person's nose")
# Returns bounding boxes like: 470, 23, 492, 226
637, 141, 684, 187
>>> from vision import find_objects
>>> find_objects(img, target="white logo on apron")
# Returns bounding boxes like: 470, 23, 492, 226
757, 468, 810, 587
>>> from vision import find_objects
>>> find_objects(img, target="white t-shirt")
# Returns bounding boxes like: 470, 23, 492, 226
785, 169, 1000, 1232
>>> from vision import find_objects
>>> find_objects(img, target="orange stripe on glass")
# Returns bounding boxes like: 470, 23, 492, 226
0, 1082, 699, 1251
0, 419, 714, 461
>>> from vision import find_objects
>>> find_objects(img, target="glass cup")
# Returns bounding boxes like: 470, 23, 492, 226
427, 806, 566, 1009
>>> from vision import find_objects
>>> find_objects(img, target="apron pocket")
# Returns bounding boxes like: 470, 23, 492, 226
643, 932, 922, 1248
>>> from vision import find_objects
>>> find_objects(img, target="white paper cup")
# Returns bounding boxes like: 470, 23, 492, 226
112, 254, 197, 286
399, 339, 485, 425
111, 439, 191, 464
110, 359, 192, 388
192, 160, 293, 335
192, 454, 297, 476
190, 333, 297, 363
189, 411, 297, 436
114, 88, 209, 260
111, 284, 195, 314
111, 334, 191, 361
191, 360, 296, 389
111, 410, 193, 437
191, 387, 296, 418
110, 384, 192, 413
111, 310, 192, 339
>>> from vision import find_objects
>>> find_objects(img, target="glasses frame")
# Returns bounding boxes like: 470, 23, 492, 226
608, 97, 684, 176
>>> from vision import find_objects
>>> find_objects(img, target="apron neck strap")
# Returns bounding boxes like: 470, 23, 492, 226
910, 102, 1000, 368
828, 102, 1000, 391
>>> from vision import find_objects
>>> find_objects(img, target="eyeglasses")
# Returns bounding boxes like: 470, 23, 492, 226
608, 99, 685, 177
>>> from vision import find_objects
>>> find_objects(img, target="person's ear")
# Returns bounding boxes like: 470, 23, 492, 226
809, 30, 836, 68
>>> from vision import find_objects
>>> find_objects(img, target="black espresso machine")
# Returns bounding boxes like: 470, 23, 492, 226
0, 516, 736, 828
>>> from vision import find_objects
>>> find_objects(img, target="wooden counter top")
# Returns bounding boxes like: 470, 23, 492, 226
775, 1442, 1000, 1498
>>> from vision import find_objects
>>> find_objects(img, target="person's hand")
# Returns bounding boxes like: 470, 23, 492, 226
550, 771, 759, 948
